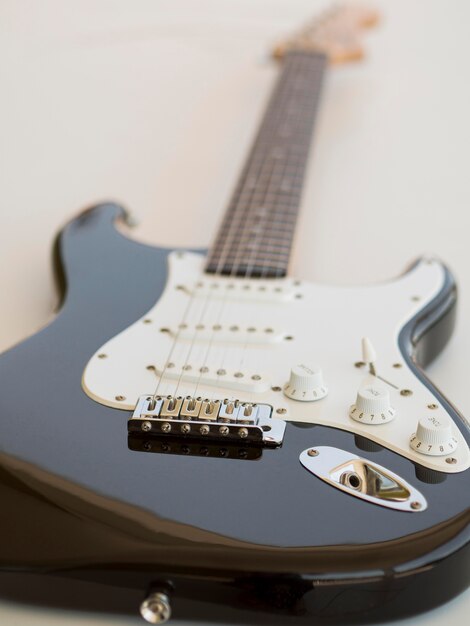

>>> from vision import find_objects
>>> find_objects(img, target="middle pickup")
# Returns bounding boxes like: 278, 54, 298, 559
160, 324, 285, 344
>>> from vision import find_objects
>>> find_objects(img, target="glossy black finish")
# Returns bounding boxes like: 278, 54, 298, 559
0, 203, 469, 622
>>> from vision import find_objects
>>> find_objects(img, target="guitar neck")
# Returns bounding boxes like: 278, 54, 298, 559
205, 50, 327, 279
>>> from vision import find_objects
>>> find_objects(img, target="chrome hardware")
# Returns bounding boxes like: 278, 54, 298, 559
299, 446, 427, 512
129, 395, 286, 446
140, 591, 171, 624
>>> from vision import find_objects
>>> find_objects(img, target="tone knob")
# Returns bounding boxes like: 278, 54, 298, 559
283, 364, 327, 402
349, 384, 396, 424
410, 415, 458, 456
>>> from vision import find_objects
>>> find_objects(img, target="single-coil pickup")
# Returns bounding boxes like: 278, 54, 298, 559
160, 324, 285, 344
153, 365, 269, 393
177, 280, 301, 302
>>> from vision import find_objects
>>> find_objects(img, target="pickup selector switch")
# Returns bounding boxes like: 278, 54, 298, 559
349, 384, 396, 424
410, 415, 458, 456
283, 364, 327, 401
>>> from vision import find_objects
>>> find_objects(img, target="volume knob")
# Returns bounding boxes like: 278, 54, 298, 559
349, 384, 396, 425
410, 415, 458, 456
283, 364, 327, 402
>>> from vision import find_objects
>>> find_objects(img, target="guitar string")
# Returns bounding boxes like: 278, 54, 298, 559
186, 136, 281, 401
190, 54, 302, 403
150, 52, 317, 409
195, 152, 281, 404
167, 61, 298, 403
155, 67, 287, 403
228, 53, 314, 392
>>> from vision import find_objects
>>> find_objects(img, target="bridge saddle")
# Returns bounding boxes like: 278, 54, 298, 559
128, 395, 286, 446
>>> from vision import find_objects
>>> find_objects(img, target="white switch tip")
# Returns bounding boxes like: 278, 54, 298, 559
361, 337, 377, 365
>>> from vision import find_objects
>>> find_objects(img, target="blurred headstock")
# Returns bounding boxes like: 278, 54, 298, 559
273, 4, 379, 63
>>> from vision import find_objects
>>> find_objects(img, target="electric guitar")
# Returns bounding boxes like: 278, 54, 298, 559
0, 6, 469, 625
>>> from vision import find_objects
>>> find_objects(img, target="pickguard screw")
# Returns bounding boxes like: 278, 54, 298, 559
161, 422, 171, 433
98, 353, 107, 359
219, 426, 229, 436
160, 327, 170, 333
200, 366, 209, 373
272, 386, 282, 392
143, 319, 152, 324
238, 428, 249, 438
410, 501, 422, 510
115, 395, 126, 401
355, 361, 365, 368
234, 372, 244, 378
401, 389, 413, 396
167, 362, 175, 368
446, 457, 457, 465
181, 424, 191, 434
146, 365, 156, 371
308, 449, 319, 457
393, 363, 402, 368
411, 296, 421, 302
428, 403, 439, 410
141, 421, 152, 432
284, 336, 294, 341
252, 374, 261, 380
217, 369, 226, 376
200, 425, 210, 435
276, 408, 287, 415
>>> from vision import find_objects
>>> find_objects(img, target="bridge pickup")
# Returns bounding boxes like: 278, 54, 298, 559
128, 395, 286, 447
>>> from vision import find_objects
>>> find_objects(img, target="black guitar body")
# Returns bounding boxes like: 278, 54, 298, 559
0, 204, 469, 624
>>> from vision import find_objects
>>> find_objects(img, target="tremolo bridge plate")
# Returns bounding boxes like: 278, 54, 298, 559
128, 395, 286, 447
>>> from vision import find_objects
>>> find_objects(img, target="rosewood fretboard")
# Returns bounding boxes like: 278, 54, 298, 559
205, 50, 327, 279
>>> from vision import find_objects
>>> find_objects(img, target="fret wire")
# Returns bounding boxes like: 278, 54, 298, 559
206, 50, 326, 276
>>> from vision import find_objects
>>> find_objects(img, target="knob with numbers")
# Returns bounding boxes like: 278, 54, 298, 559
349, 384, 396, 424
410, 415, 458, 456
283, 364, 327, 401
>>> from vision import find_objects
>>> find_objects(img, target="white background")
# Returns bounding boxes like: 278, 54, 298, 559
0, 0, 469, 624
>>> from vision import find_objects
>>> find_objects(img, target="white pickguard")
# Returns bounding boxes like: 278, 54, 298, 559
82, 251, 470, 473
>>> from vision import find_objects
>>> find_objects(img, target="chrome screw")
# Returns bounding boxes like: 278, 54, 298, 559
238, 428, 249, 438
400, 389, 413, 397
181, 424, 191, 434
219, 426, 229, 436
446, 457, 457, 465
161, 422, 171, 433
140, 591, 172, 624
410, 501, 422, 510
308, 449, 319, 457
276, 408, 287, 415
141, 421, 152, 432
200, 425, 210, 435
